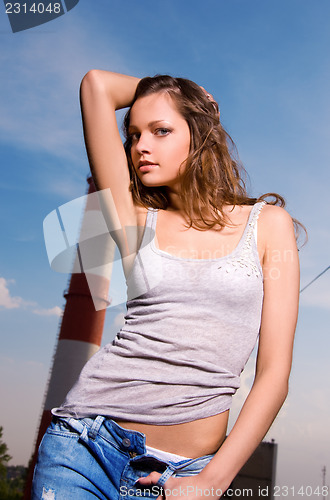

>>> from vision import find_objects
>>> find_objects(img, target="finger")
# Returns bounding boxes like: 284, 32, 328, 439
136, 474, 165, 500
135, 471, 162, 486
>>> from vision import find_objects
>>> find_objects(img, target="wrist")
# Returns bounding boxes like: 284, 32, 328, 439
198, 468, 231, 497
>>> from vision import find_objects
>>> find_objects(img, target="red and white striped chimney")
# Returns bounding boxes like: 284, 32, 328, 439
24, 177, 111, 498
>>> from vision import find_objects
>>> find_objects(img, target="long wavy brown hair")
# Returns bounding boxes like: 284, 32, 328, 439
123, 75, 305, 241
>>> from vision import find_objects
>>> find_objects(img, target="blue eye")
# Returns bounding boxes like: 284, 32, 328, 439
156, 128, 171, 136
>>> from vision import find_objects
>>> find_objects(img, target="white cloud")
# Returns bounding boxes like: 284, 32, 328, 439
0, 276, 62, 317
0, 277, 24, 309
32, 306, 62, 317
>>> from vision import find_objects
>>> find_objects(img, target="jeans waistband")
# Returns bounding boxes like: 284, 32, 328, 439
53, 415, 214, 471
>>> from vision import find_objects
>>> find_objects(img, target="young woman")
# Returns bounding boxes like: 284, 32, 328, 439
32, 71, 300, 499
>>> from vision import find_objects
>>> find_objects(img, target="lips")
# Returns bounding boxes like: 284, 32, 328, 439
138, 160, 157, 168
138, 160, 158, 172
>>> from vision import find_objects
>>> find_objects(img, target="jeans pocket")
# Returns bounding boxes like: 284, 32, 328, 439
47, 417, 81, 438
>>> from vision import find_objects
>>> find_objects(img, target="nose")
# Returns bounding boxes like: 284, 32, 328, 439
134, 132, 152, 155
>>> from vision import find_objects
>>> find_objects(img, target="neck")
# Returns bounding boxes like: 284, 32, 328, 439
165, 186, 185, 211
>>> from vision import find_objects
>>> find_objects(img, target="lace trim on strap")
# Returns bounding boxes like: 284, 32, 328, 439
218, 202, 266, 278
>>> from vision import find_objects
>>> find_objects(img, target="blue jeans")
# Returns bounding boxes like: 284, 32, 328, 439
31, 416, 215, 499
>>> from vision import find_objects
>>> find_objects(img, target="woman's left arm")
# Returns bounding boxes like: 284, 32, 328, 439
138, 205, 300, 498
198, 204, 300, 495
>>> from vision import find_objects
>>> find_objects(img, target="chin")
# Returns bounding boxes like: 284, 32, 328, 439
141, 181, 165, 188
138, 177, 164, 188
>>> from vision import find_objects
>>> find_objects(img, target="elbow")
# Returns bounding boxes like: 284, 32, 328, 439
277, 376, 290, 407
80, 70, 105, 96
82, 69, 100, 83
269, 376, 289, 404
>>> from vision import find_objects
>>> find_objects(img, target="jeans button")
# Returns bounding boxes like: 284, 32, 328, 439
122, 437, 131, 448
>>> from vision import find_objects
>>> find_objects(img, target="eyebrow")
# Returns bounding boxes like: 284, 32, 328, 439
128, 120, 170, 131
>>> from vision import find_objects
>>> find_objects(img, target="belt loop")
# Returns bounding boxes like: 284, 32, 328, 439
88, 415, 105, 441
156, 465, 176, 488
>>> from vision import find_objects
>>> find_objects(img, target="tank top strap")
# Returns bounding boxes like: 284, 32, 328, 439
145, 207, 159, 231
138, 207, 159, 250
240, 201, 266, 250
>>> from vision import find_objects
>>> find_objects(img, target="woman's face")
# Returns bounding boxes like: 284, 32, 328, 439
128, 92, 191, 190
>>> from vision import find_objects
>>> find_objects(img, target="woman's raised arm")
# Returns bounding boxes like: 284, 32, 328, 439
80, 70, 140, 228
80, 71, 142, 262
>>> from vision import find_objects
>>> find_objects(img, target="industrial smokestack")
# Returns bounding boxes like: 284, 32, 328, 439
24, 177, 110, 498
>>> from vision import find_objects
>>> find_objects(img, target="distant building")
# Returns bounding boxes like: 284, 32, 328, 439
228, 440, 277, 499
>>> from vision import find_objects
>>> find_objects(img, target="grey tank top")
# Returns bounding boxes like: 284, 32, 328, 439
53, 201, 266, 424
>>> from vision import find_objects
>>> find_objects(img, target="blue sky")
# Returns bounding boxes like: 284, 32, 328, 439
0, 0, 329, 495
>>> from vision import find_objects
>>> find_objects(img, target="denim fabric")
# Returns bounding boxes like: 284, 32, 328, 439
31, 416, 215, 499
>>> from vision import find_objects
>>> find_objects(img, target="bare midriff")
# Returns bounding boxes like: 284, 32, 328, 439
115, 410, 229, 458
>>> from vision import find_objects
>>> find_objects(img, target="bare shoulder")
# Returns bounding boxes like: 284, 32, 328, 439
259, 203, 292, 222
256, 204, 298, 270
259, 204, 295, 241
